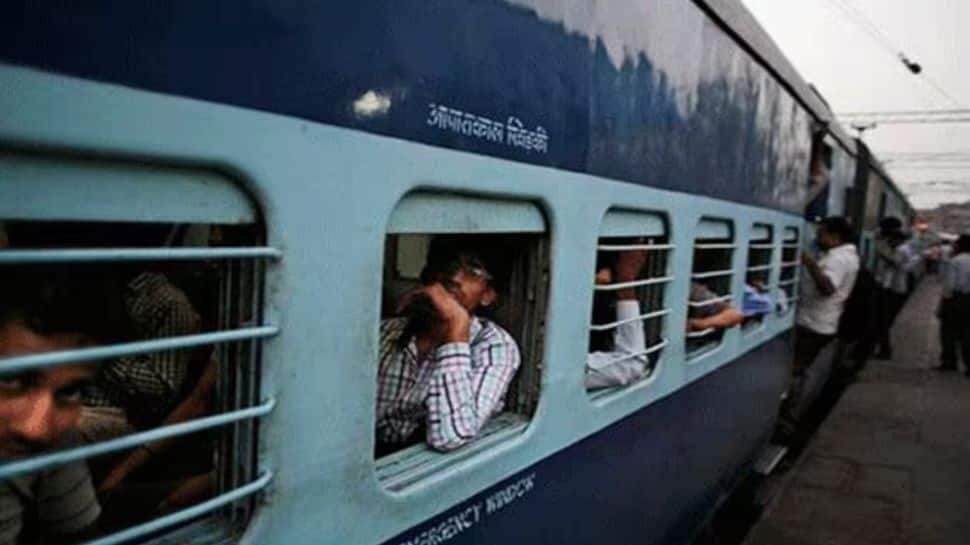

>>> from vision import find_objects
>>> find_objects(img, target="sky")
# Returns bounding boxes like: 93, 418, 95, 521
741, 0, 970, 209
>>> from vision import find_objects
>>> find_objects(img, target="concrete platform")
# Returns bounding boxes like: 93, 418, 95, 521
745, 277, 970, 545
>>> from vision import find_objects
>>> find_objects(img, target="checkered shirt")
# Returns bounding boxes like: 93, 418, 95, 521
84, 272, 200, 423
376, 316, 520, 452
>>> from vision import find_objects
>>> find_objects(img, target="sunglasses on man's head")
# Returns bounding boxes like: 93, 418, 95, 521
430, 266, 493, 295
463, 266, 493, 283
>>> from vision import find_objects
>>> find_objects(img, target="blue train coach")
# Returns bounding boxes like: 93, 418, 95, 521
0, 1, 869, 544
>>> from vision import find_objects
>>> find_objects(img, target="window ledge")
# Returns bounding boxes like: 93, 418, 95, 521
742, 320, 767, 336
376, 413, 529, 492
686, 340, 723, 363
138, 516, 238, 545
587, 370, 658, 405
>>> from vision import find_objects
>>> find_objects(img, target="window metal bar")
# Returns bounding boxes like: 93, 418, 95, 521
0, 246, 282, 264
0, 326, 278, 376
780, 260, 800, 267
694, 243, 736, 250
216, 263, 234, 498
686, 328, 716, 338
227, 261, 245, 504
589, 308, 671, 332
239, 261, 263, 522
778, 278, 799, 287
687, 293, 733, 308
748, 243, 775, 249
598, 339, 669, 365
79, 471, 274, 545
782, 243, 801, 248
593, 275, 673, 291
691, 269, 733, 280
746, 264, 774, 272
0, 398, 276, 480
596, 243, 675, 251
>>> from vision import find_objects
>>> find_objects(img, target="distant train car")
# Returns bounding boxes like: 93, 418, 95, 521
0, 2, 914, 545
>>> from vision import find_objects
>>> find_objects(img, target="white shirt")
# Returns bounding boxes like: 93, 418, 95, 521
875, 242, 918, 295
585, 300, 649, 390
942, 253, 970, 297
796, 243, 860, 335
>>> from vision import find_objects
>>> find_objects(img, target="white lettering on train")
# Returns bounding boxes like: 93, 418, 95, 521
398, 504, 481, 545
426, 103, 548, 154
394, 473, 537, 545
484, 473, 535, 515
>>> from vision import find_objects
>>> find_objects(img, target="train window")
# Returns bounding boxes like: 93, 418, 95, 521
0, 154, 273, 545
686, 218, 736, 360
778, 226, 801, 313
586, 210, 671, 398
743, 223, 774, 331
376, 192, 548, 490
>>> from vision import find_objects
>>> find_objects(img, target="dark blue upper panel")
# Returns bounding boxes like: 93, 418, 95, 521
0, 0, 811, 213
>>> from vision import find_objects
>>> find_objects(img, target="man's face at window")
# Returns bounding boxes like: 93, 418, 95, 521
434, 267, 496, 312
0, 322, 93, 459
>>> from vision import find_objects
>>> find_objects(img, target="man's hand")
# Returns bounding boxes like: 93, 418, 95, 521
594, 268, 612, 285
423, 284, 471, 343
800, 251, 816, 267
688, 308, 743, 331
687, 318, 706, 331
612, 241, 649, 300
614, 242, 649, 282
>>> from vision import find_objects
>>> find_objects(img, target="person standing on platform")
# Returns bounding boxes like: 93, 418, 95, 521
936, 234, 970, 376
778, 216, 859, 439
862, 219, 919, 361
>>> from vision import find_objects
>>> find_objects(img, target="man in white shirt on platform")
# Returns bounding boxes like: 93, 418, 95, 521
779, 216, 859, 437
864, 221, 920, 359
937, 234, 970, 375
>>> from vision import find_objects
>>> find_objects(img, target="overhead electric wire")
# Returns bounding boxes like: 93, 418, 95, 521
886, 165, 970, 171
880, 150, 970, 159
916, 71, 965, 109
886, 162, 970, 166
837, 0, 963, 108
853, 116, 970, 125
879, 149, 970, 158
837, 109, 970, 125
839, 109, 970, 118
882, 153, 970, 166
820, 0, 964, 108
887, 163, 970, 166
826, 0, 897, 54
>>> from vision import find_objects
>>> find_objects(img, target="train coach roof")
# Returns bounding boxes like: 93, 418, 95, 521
826, 118, 857, 156
695, 0, 857, 155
